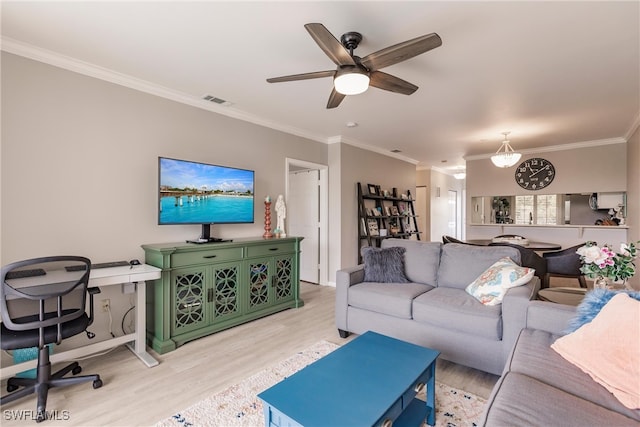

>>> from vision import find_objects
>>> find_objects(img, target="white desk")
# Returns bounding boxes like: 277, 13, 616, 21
1, 264, 161, 380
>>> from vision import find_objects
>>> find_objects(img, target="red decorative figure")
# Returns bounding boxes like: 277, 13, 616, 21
263, 200, 274, 238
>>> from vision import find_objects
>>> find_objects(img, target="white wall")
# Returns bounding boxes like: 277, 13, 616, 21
626, 124, 639, 289
331, 143, 416, 273
416, 168, 464, 243
466, 143, 627, 198
1, 53, 327, 263
416, 169, 431, 241
1, 53, 329, 343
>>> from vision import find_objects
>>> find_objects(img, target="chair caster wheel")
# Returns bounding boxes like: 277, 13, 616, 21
7, 384, 18, 392
93, 379, 103, 389
72, 366, 82, 375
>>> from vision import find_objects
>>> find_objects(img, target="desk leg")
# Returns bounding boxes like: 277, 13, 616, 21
124, 281, 159, 367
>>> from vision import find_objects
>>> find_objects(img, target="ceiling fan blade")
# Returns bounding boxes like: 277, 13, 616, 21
326, 88, 346, 109
360, 33, 442, 71
304, 23, 356, 67
369, 71, 418, 95
267, 70, 336, 83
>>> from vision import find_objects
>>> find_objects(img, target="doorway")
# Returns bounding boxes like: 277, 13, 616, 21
286, 159, 329, 285
415, 186, 429, 241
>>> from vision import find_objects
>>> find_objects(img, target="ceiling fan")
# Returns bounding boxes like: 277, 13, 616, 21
266, 23, 442, 109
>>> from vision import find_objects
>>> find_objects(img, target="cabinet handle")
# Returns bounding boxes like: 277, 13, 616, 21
207, 288, 214, 302
271, 275, 276, 287
179, 302, 202, 310
414, 382, 425, 393
268, 247, 279, 251
381, 419, 393, 427
203, 255, 217, 259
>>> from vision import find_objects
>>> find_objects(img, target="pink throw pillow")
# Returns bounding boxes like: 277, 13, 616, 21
551, 293, 640, 409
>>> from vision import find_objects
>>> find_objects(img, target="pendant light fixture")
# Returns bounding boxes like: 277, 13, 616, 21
491, 132, 521, 168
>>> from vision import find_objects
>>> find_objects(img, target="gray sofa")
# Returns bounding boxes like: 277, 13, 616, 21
335, 239, 540, 375
481, 301, 640, 426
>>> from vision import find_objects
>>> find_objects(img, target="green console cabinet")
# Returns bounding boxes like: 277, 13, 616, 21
142, 237, 304, 354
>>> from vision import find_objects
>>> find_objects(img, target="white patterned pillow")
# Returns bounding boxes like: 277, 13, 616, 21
465, 257, 535, 306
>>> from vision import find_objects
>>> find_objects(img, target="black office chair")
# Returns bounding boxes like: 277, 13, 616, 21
1, 256, 103, 422
543, 243, 590, 288
488, 243, 548, 288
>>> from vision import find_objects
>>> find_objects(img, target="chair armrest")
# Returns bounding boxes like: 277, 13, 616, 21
335, 265, 365, 331
87, 287, 101, 325
526, 300, 576, 335
501, 276, 540, 358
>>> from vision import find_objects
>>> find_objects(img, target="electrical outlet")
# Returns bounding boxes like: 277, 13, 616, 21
101, 299, 110, 312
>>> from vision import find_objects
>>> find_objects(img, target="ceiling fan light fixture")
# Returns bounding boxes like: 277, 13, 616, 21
490, 132, 521, 168
334, 67, 370, 95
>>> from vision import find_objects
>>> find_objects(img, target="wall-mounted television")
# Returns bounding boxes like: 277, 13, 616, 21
158, 157, 255, 242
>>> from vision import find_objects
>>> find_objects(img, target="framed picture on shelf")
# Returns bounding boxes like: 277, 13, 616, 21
367, 219, 379, 236
404, 217, 414, 232
390, 206, 399, 216
367, 184, 379, 196
398, 204, 406, 214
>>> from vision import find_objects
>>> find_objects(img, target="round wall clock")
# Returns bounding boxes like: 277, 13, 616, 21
514, 158, 556, 190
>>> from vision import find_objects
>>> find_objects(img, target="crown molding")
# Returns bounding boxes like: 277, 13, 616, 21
330, 135, 419, 165
464, 137, 627, 161
1, 37, 329, 145
624, 112, 640, 140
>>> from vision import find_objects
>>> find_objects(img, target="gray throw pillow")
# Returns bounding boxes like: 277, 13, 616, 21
361, 246, 409, 283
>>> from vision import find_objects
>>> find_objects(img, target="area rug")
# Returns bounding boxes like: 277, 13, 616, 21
155, 341, 486, 427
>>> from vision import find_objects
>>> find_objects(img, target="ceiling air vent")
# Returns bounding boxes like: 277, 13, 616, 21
202, 95, 233, 107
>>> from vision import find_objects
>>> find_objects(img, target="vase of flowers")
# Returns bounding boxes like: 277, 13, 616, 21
576, 241, 639, 290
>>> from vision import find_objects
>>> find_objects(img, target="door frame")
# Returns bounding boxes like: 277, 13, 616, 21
285, 158, 329, 286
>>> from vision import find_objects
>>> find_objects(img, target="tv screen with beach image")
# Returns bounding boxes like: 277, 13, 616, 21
158, 157, 255, 224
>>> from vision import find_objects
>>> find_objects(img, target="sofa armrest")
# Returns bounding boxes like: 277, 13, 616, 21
526, 300, 576, 335
501, 276, 540, 358
335, 264, 365, 331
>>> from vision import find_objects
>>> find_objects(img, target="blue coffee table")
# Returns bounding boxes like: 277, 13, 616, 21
258, 331, 440, 426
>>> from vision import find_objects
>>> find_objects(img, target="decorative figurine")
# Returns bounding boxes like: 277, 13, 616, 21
275, 194, 287, 238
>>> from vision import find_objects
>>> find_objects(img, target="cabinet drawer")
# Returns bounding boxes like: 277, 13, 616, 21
246, 242, 294, 258
172, 247, 243, 267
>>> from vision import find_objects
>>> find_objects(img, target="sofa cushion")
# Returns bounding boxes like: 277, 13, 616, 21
482, 371, 639, 427
437, 243, 521, 290
507, 328, 640, 421
465, 257, 535, 306
381, 239, 441, 285
412, 287, 502, 340
551, 293, 640, 410
361, 246, 409, 283
349, 282, 433, 319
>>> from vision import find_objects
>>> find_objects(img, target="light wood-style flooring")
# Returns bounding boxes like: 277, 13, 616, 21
1, 282, 498, 426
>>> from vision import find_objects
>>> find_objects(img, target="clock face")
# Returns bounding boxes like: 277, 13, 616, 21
515, 158, 556, 190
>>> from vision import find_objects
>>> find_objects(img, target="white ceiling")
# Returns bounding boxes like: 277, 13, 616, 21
2, 1, 639, 171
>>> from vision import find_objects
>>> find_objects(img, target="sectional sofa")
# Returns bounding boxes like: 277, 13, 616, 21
335, 239, 540, 375
481, 300, 640, 426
